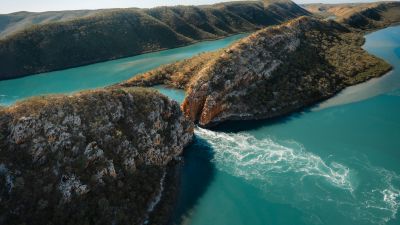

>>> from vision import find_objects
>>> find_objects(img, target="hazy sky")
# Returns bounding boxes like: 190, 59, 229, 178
0, 0, 395, 14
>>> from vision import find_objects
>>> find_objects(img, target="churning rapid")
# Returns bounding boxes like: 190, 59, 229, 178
195, 127, 400, 224
171, 25, 400, 225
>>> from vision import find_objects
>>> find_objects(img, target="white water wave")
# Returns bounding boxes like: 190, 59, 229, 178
195, 127, 400, 224
196, 127, 353, 191
358, 167, 400, 224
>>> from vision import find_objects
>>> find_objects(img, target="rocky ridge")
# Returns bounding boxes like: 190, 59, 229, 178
124, 16, 392, 127
0, 88, 193, 225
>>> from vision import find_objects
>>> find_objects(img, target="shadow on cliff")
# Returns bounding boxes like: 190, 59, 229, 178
169, 134, 216, 225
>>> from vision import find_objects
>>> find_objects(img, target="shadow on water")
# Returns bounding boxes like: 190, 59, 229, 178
167, 108, 314, 225
169, 135, 216, 225
212, 109, 311, 133
166, 106, 314, 224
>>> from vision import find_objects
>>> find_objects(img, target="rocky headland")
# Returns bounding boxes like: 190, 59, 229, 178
0, 88, 193, 225
123, 16, 392, 127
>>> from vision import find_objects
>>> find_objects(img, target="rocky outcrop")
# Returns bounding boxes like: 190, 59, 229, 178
125, 16, 391, 127
0, 88, 193, 225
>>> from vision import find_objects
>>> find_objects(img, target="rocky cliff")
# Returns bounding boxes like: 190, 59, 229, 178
0, 88, 193, 225
0, 0, 310, 80
124, 16, 391, 127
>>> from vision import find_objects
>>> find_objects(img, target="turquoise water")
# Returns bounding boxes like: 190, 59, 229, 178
170, 25, 400, 225
0, 24, 399, 225
0, 33, 247, 105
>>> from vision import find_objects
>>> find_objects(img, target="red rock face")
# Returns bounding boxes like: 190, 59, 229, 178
182, 94, 225, 127
199, 99, 225, 126
181, 85, 208, 123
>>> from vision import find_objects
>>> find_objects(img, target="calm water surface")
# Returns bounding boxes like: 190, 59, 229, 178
0, 34, 247, 105
0, 26, 399, 225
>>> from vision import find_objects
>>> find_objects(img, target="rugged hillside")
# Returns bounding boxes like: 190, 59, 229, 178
0, 0, 309, 80
305, 1, 400, 29
124, 17, 391, 127
0, 88, 193, 225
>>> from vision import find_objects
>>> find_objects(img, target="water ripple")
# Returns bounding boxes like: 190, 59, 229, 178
195, 127, 400, 225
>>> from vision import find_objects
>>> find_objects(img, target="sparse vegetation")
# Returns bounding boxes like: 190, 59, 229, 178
122, 50, 223, 89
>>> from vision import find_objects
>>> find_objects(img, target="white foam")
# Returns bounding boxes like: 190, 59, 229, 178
383, 189, 400, 212
195, 127, 400, 224
196, 127, 353, 191
360, 167, 400, 224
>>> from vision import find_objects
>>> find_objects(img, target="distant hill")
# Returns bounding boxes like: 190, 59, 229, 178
304, 1, 400, 29
0, 10, 100, 38
0, 0, 309, 80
